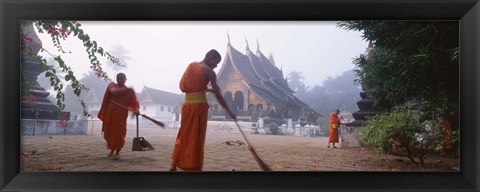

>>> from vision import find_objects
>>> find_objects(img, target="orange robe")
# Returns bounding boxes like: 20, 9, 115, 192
98, 82, 139, 151
329, 112, 340, 143
441, 118, 453, 150
171, 62, 209, 171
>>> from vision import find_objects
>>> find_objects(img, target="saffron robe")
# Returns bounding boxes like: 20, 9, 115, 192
171, 62, 209, 171
328, 112, 340, 143
98, 82, 139, 151
441, 118, 453, 150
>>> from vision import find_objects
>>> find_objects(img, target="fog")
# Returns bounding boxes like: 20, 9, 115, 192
35, 21, 367, 94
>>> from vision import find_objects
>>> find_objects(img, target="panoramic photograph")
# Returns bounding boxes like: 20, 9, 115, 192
19, 20, 459, 172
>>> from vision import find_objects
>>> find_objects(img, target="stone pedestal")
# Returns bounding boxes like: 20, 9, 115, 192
287, 118, 293, 128
342, 91, 381, 147
340, 126, 363, 147
294, 124, 301, 136
21, 22, 60, 120
258, 117, 264, 128
286, 127, 295, 135
280, 124, 287, 135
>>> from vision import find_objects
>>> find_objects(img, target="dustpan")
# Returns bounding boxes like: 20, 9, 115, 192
132, 115, 155, 151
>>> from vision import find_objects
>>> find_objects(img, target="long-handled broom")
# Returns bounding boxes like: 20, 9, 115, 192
231, 118, 272, 171
110, 100, 165, 128
109, 100, 159, 151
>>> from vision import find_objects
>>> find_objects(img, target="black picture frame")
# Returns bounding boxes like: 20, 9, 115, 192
1, 0, 479, 191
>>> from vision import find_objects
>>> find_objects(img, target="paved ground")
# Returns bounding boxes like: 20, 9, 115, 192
20, 123, 459, 172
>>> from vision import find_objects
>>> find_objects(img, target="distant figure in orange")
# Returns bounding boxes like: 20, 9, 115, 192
170, 49, 236, 171
440, 117, 457, 157
328, 109, 343, 148
98, 73, 139, 160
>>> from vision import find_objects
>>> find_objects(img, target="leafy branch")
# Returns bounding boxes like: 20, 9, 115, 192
21, 20, 124, 117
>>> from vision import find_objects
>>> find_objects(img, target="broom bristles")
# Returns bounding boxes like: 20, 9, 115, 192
234, 121, 272, 171
248, 146, 272, 171
141, 114, 165, 128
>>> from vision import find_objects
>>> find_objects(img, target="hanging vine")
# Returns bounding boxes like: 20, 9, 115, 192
20, 20, 124, 117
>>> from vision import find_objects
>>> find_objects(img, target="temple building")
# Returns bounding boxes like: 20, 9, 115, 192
83, 86, 183, 126
137, 86, 183, 125
207, 36, 321, 125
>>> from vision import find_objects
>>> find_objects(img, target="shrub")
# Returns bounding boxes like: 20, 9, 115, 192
360, 106, 440, 166
320, 124, 330, 136
269, 122, 279, 135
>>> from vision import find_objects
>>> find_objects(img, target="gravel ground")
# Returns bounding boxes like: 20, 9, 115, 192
20, 123, 459, 172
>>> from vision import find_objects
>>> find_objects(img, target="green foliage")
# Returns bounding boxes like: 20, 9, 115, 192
319, 123, 330, 136
361, 107, 417, 152
21, 21, 124, 117
338, 21, 459, 132
361, 106, 441, 166
269, 122, 279, 135
20, 65, 30, 96
65, 72, 111, 116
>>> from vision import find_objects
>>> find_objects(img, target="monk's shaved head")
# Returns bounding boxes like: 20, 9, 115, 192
116, 73, 127, 86
205, 49, 221, 60
117, 73, 126, 79
204, 49, 221, 69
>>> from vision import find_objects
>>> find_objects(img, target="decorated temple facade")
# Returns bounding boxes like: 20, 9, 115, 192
207, 37, 321, 125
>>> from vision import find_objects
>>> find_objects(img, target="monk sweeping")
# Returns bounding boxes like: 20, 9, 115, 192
170, 49, 236, 171
328, 109, 342, 148
98, 73, 139, 160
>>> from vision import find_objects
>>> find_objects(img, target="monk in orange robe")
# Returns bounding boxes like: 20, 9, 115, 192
328, 109, 342, 148
98, 73, 139, 160
170, 49, 236, 171
440, 117, 455, 156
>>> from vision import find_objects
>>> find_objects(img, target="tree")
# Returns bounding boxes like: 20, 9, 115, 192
21, 20, 123, 117
322, 70, 361, 95
287, 71, 307, 93
286, 69, 361, 127
37, 57, 64, 91
37, 62, 112, 116
338, 21, 459, 129
62, 71, 111, 115
78, 71, 111, 98
108, 44, 130, 81
295, 70, 361, 115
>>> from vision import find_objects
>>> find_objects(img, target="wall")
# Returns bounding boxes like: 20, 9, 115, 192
21, 119, 88, 136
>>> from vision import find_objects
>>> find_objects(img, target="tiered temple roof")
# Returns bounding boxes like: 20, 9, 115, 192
217, 37, 319, 120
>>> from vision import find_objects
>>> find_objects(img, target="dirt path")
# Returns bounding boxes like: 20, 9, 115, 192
20, 124, 459, 172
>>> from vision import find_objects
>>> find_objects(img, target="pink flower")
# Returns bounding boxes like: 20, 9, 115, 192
21, 95, 37, 106
57, 112, 69, 128
80, 84, 90, 91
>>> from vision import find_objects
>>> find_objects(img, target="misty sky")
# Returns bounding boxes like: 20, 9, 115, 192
35, 21, 368, 94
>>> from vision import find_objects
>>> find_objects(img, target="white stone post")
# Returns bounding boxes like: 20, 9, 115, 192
280, 124, 287, 135
294, 124, 301, 136
258, 117, 264, 129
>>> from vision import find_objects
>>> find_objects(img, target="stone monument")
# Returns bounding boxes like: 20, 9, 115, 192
20, 21, 60, 120
341, 91, 381, 147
